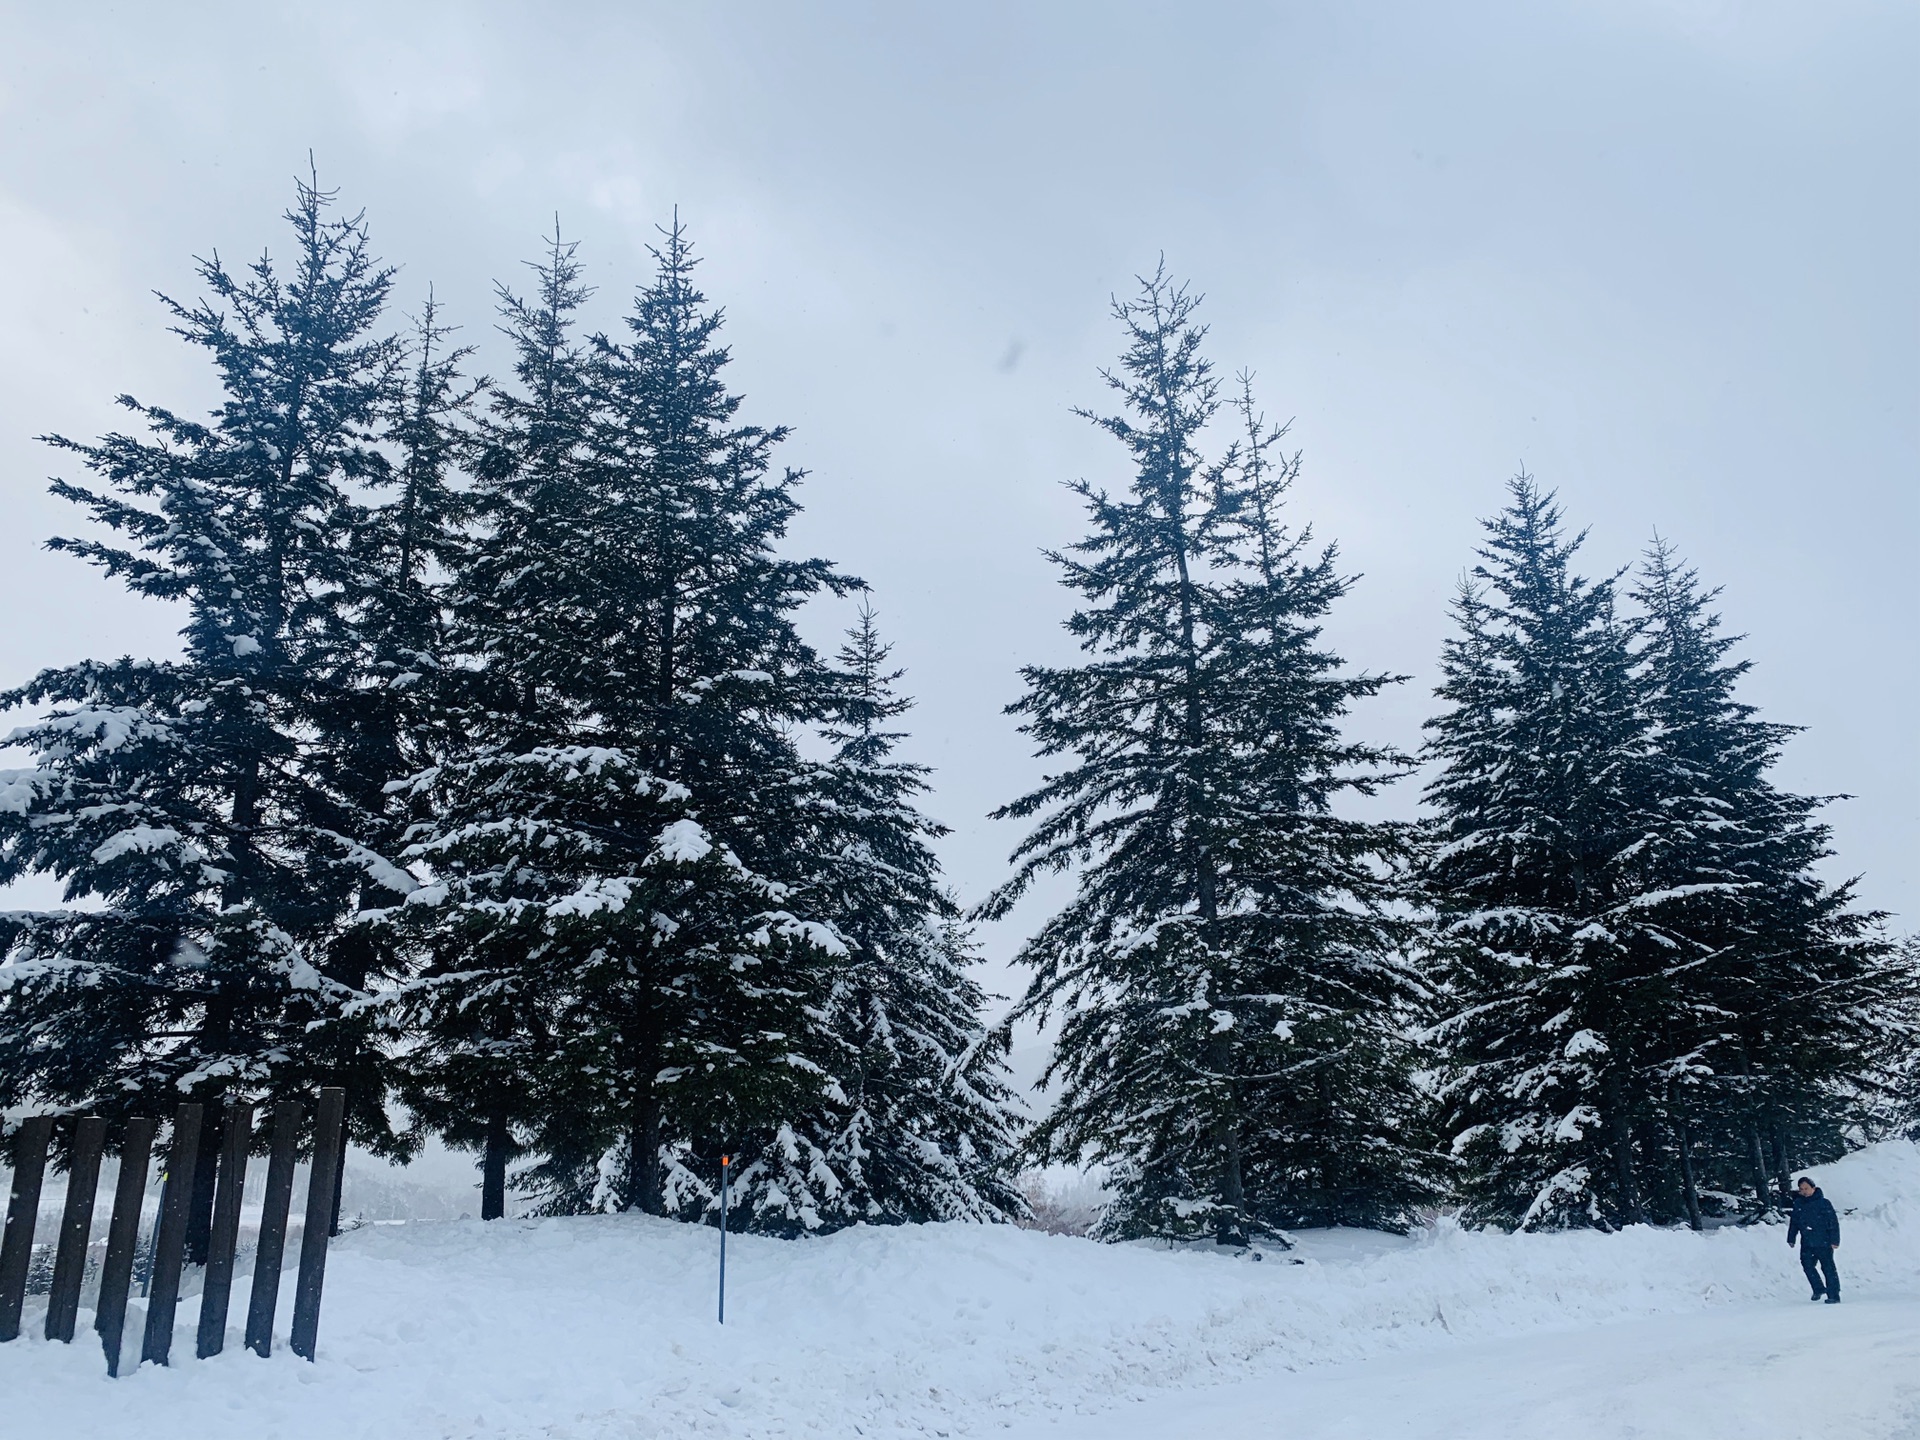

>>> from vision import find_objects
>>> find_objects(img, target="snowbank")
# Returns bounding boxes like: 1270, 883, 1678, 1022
6, 1141, 1917, 1439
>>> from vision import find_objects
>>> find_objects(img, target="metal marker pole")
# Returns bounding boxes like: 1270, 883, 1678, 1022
717, 1154, 729, 1325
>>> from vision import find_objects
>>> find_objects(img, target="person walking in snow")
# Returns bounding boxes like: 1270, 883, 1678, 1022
1788, 1175, 1841, 1304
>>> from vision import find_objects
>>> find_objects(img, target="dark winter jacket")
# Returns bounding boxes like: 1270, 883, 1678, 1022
1788, 1188, 1840, 1249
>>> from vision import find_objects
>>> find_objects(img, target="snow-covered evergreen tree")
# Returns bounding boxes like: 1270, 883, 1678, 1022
387, 232, 608, 1219
400, 222, 859, 1231
1422, 479, 1668, 1229
1630, 540, 1911, 1214
986, 269, 1434, 1244
801, 605, 1025, 1224
401, 743, 844, 1224
298, 295, 483, 1224
0, 179, 412, 1245
331, 291, 477, 806
1423, 485, 1908, 1230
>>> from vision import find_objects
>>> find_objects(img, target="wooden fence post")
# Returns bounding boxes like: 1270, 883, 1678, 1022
290, 1087, 345, 1361
0, 1115, 55, 1343
196, 1103, 253, 1358
96, 1116, 156, 1378
140, 1103, 203, 1366
45, 1115, 107, 1343
245, 1099, 301, 1358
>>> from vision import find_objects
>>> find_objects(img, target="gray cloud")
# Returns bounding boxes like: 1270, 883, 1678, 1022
2, 1, 1914, 1013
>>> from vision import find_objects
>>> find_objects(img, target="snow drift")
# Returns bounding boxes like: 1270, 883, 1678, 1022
6, 1140, 1918, 1439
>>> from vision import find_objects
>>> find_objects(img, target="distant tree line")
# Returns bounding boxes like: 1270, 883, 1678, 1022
1, 179, 1913, 1244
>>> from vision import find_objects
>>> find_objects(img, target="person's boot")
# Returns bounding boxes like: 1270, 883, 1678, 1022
1825, 1294, 1840, 1304
1810, 1291, 1826, 1302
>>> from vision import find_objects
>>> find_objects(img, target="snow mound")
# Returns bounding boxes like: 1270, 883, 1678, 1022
6, 1141, 1918, 1440
1800, 1138, 1918, 1219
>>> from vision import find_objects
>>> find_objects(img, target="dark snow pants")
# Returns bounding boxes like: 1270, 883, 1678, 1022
1800, 1243, 1840, 1299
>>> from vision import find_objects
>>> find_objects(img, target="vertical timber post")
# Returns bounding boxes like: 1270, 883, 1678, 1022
46, 1115, 107, 1342
196, 1102, 253, 1358
141, 1103, 203, 1365
185, 1105, 222, 1268
0, 1115, 54, 1343
717, 1153, 730, 1325
139, 1177, 162, 1300
245, 1099, 301, 1357
97, 1117, 156, 1377
289, 1086, 345, 1361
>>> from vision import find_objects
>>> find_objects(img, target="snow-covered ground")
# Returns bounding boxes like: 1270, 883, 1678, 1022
5, 1141, 1918, 1439
1011, 1291, 1920, 1439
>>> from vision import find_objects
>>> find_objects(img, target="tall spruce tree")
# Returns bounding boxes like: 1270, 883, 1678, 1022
1631, 540, 1909, 1215
1422, 479, 1667, 1229
303, 296, 483, 1223
1422, 483, 1908, 1231
389, 234, 595, 1219
316, 295, 481, 1213
800, 605, 1025, 1224
401, 221, 860, 1231
985, 269, 1434, 1245
0, 179, 410, 1247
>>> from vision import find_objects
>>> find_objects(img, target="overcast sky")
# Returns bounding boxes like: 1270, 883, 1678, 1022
2, 1, 1914, 1030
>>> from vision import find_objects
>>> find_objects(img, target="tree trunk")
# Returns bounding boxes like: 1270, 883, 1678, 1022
481, 1110, 509, 1221
1735, 1046, 1772, 1207
1207, 1034, 1247, 1246
1605, 1074, 1645, 1225
1744, 1119, 1772, 1208
629, 1086, 664, 1216
1770, 1121, 1792, 1199
1315, 1066, 1341, 1228
226, 742, 263, 908
1676, 1111, 1704, 1232
625, 1009, 666, 1216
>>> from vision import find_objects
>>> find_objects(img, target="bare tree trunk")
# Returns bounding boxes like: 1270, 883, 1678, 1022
1745, 1119, 1772, 1208
1736, 1047, 1772, 1207
1207, 1035, 1247, 1246
481, 1110, 509, 1221
627, 1013, 665, 1216
1770, 1121, 1792, 1199
1605, 1074, 1645, 1225
1677, 1111, 1704, 1231
629, 1088, 664, 1216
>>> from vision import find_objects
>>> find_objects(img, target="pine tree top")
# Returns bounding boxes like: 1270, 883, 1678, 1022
39, 174, 400, 678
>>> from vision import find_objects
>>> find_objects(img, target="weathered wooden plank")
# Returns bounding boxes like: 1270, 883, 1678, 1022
184, 1105, 222, 1267
0, 1114, 55, 1343
244, 1099, 301, 1358
289, 1087, 345, 1361
196, 1102, 253, 1358
96, 1116, 156, 1378
140, 1103, 203, 1366
45, 1115, 107, 1343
